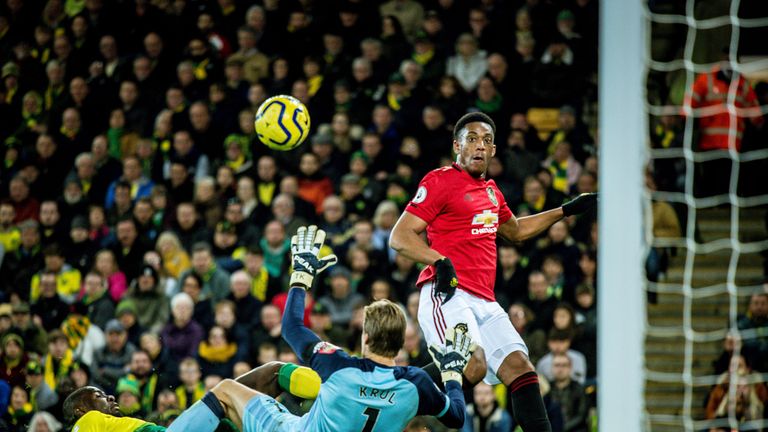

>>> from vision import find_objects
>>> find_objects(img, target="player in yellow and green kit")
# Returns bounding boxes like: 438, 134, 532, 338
63, 361, 321, 432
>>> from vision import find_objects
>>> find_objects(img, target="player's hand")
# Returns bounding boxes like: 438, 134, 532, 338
562, 192, 598, 217
290, 225, 338, 290
433, 257, 458, 302
428, 323, 476, 384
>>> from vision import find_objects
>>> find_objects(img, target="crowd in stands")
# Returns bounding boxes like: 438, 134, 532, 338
0, 0, 601, 430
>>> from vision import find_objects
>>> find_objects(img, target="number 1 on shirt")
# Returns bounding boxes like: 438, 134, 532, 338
361, 407, 380, 432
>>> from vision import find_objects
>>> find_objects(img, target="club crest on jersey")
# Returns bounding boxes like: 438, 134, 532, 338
313, 341, 339, 355
471, 210, 498, 234
486, 187, 498, 206
412, 186, 427, 204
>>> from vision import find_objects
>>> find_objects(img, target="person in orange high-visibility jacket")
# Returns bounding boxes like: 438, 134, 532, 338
687, 64, 763, 151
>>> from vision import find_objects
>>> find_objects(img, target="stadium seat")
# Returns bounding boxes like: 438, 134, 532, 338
526, 108, 560, 141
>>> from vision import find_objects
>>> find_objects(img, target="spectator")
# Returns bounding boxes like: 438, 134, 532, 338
537, 329, 588, 386
170, 202, 210, 253
27, 412, 63, 432
139, 332, 172, 378
687, 54, 763, 197
297, 152, 334, 215
26, 359, 59, 412
92, 319, 136, 393
180, 272, 214, 330
523, 271, 558, 332
30, 271, 70, 332
38, 200, 67, 246
10, 302, 47, 356
123, 264, 170, 334
105, 156, 155, 210
249, 304, 283, 361
549, 353, 589, 432
226, 270, 262, 331
155, 231, 191, 280
64, 216, 97, 275
160, 292, 204, 364
509, 302, 548, 365
0, 333, 29, 388
403, 321, 431, 368
308, 302, 348, 347
42, 330, 73, 392
705, 354, 768, 427
110, 216, 150, 283
461, 382, 513, 432
546, 105, 594, 164
174, 357, 205, 410
179, 242, 231, 302
241, 245, 281, 304
447, 33, 488, 93
495, 244, 530, 309
29, 244, 81, 304
3, 385, 34, 431
121, 350, 168, 415
737, 293, 768, 371
259, 221, 291, 280
115, 300, 144, 348
211, 300, 249, 363
542, 142, 582, 196
61, 313, 106, 367
92, 249, 128, 303
77, 272, 115, 330
318, 266, 365, 328
197, 325, 238, 378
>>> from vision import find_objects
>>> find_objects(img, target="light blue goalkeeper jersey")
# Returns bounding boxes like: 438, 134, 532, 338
297, 342, 450, 432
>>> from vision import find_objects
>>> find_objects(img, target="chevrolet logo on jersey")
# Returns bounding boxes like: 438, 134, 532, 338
471, 210, 498, 234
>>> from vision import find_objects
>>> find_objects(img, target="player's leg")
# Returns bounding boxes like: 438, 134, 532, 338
476, 300, 552, 432
212, 379, 303, 432
165, 390, 227, 432
235, 361, 321, 400
210, 379, 259, 431
417, 283, 487, 388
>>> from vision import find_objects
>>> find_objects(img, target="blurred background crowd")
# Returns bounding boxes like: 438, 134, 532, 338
0, 0, 603, 430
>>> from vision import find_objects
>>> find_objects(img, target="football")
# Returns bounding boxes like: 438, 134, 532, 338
254, 95, 311, 151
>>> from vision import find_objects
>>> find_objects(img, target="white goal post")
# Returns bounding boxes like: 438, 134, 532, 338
598, 0, 647, 430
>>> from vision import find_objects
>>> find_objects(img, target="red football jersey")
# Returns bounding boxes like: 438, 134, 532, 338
405, 163, 513, 301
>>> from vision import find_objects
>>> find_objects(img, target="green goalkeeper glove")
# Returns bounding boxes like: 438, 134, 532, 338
290, 225, 338, 290
428, 323, 476, 384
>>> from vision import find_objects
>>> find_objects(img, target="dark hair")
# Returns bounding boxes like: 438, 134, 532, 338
246, 244, 264, 256
43, 243, 64, 257
548, 328, 574, 342
63, 386, 97, 424
181, 272, 204, 289
192, 242, 212, 254
453, 112, 496, 139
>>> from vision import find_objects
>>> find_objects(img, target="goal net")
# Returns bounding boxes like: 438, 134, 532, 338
641, 1, 768, 431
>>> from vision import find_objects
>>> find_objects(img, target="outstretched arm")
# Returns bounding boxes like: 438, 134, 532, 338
498, 208, 564, 242
282, 225, 338, 363
282, 287, 321, 363
498, 193, 597, 242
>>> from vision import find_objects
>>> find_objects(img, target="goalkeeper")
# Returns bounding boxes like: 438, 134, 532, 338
209, 225, 472, 431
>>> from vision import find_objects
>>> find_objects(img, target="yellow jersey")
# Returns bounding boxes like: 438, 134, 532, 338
72, 411, 165, 432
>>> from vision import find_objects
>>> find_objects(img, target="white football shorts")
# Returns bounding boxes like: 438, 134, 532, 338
418, 281, 528, 385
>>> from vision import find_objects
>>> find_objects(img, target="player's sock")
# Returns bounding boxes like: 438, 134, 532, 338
166, 392, 225, 432
508, 372, 552, 432
277, 363, 321, 399
421, 363, 445, 391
